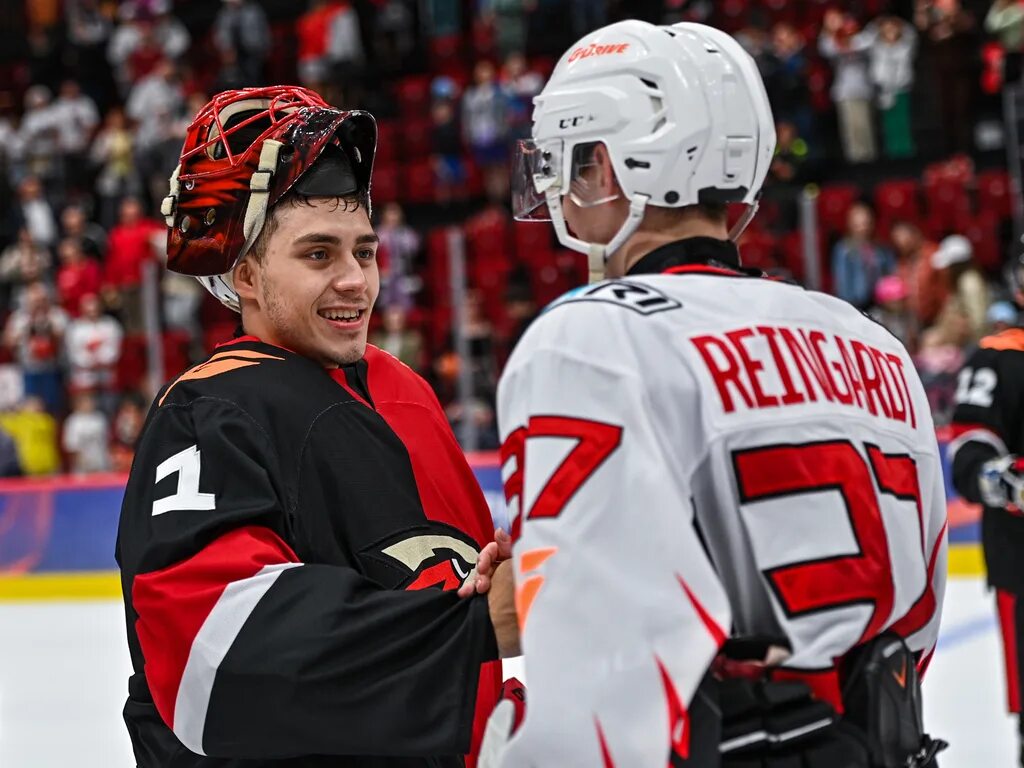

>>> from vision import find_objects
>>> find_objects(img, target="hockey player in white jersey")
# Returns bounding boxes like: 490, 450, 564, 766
479, 19, 948, 768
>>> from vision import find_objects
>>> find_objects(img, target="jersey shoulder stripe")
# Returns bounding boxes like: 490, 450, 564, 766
980, 328, 1024, 352
159, 349, 286, 406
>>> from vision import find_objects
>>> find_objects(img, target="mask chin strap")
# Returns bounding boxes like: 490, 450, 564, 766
548, 191, 650, 284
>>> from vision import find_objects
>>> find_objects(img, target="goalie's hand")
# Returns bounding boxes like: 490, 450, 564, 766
979, 455, 1024, 514
459, 528, 513, 597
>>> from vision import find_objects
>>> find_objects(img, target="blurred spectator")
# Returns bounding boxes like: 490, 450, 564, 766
162, 267, 203, 354
870, 275, 917, 351
986, 0, 1024, 85
326, 0, 366, 94
89, 107, 142, 228
214, 0, 272, 85
66, 0, 114, 106
110, 393, 146, 472
765, 120, 813, 231
570, 0, 606, 40
502, 52, 544, 140
4, 283, 68, 415
831, 203, 893, 310
377, 202, 421, 311
103, 197, 162, 334
502, 281, 538, 356
932, 234, 990, 341
915, 0, 977, 155
430, 79, 467, 205
65, 293, 123, 409
371, 305, 425, 373
51, 80, 100, 196
987, 300, 1019, 332
0, 425, 22, 477
107, 1, 190, 95
15, 85, 61, 188
297, 0, 345, 86
62, 391, 110, 474
0, 396, 60, 475
463, 60, 512, 196
6, 176, 58, 250
372, 0, 417, 73
820, 10, 878, 164
0, 228, 52, 311
481, 0, 535, 58
25, 24, 62, 90
865, 16, 918, 159
915, 299, 972, 422
126, 59, 185, 207
55, 239, 102, 317
891, 219, 948, 328
425, 0, 461, 38
60, 204, 106, 261
764, 23, 813, 141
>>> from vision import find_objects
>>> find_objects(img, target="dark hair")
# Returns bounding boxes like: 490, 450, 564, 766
246, 190, 368, 264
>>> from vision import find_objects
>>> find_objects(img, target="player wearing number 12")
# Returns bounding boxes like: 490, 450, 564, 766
949, 256, 1024, 766
482, 20, 948, 767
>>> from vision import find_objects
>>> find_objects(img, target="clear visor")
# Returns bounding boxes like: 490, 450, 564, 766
511, 139, 621, 222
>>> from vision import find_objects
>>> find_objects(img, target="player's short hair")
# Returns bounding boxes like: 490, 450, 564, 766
246, 190, 369, 265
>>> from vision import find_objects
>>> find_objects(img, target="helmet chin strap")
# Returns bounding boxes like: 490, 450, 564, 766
548, 192, 650, 284
728, 200, 760, 243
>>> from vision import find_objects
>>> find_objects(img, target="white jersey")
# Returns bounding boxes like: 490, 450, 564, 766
494, 252, 947, 767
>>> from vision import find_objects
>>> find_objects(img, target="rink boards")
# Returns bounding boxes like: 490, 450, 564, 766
0, 438, 984, 600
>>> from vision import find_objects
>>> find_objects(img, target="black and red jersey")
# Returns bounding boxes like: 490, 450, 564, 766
950, 328, 1024, 592
116, 336, 501, 767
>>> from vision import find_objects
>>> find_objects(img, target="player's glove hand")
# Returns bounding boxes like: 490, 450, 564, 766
478, 678, 526, 768
978, 455, 1024, 514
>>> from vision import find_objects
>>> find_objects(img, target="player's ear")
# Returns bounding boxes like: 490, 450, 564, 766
592, 143, 621, 198
233, 256, 259, 304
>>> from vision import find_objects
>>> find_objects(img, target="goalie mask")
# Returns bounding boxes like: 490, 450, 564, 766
162, 86, 377, 311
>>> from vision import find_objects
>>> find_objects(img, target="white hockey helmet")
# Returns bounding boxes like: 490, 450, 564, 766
512, 20, 776, 281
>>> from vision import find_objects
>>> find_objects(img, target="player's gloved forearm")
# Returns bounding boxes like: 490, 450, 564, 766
978, 454, 1024, 514
478, 678, 526, 768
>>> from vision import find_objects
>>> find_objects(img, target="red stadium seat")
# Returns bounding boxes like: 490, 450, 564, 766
401, 117, 434, 159
402, 159, 436, 205
514, 222, 555, 268
977, 169, 1014, 222
429, 34, 462, 69
395, 76, 432, 120
374, 121, 399, 164
963, 213, 1002, 272
372, 163, 400, 204
874, 179, 922, 232
924, 178, 972, 233
425, 228, 453, 305
738, 230, 778, 272
816, 183, 861, 236
465, 208, 513, 264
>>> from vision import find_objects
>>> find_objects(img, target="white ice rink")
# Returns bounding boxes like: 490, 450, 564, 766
0, 577, 1015, 767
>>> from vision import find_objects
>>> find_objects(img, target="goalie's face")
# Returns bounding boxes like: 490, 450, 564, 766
234, 197, 380, 367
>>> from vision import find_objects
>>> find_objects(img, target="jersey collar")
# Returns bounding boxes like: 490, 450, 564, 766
625, 237, 743, 277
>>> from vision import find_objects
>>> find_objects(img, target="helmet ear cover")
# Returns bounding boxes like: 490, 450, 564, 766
163, 86, 377, 279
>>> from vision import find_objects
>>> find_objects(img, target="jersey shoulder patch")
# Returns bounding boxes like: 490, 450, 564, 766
545, 279, 682, 316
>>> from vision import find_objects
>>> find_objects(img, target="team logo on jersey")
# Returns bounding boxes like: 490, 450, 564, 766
548, 280, 682, 316
372, 528, 480, 592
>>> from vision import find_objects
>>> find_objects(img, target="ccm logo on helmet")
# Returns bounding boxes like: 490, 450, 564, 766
568, 42, 630, 62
